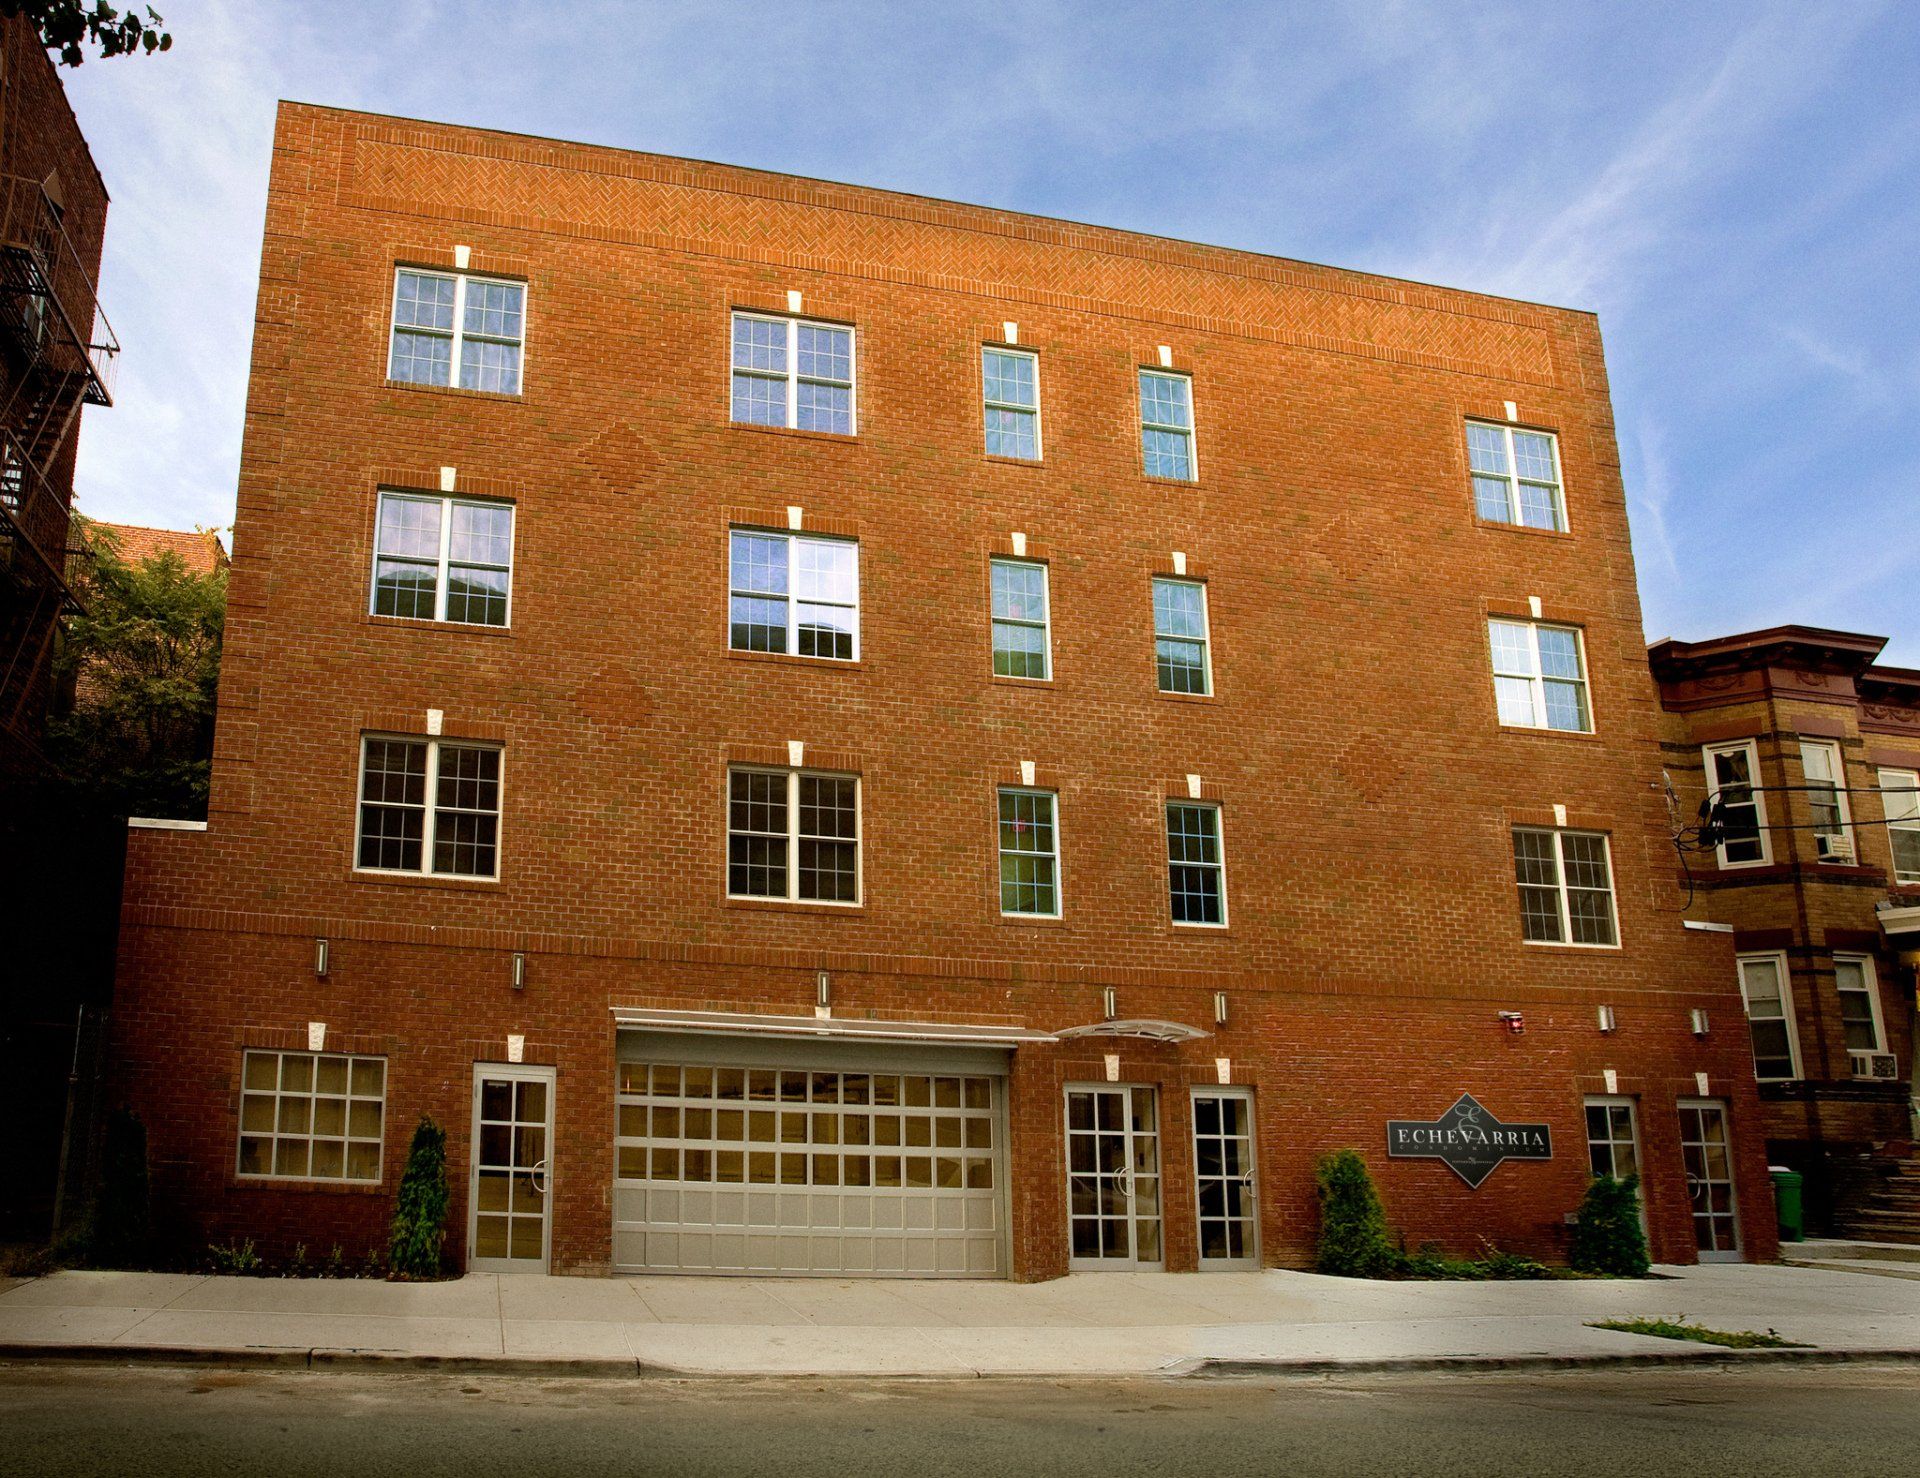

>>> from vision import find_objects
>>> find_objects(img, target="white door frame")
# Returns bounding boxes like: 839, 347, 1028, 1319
1191, 1085, 1260, 1270
469, 1062, 556, 1274
1064, 1082, 1165, 1271
1678, 1098, 1742, 1263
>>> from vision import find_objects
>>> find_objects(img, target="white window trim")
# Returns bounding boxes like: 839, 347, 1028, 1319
235, 1049, 388, 1185
387, 267, 527, 394
997, 786, 1062, 918
1834, 952, 1887, 1058
1582, 1095, 1648, 1234
1515, 827, 1621, 951
725, 766, 863, 907
982, 344, 1042, 460
730, 310, 857, 434
353, 734, 504, 881
989, 557, 1052, 681
1167, 800, 1229, 929
368, 490, 516, 628
1798, 738, 1854, 863
1735, 950, 1802, 1082
1139, 368, 1198, 481
1703, 739, 1771, 869
1466, 420, 1567, 532
1152, 577, 1213, 697
728, 528, 861, 662
1487, 618, 1592, 732
1880, 767, 1920, 883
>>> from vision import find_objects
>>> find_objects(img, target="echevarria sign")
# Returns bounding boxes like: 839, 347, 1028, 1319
1386, 1094, 1552, 1188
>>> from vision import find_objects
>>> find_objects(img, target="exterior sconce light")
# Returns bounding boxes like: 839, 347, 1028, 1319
512, 953, 526, 990
1499, 1011, 1525, 1035
314, 938, 329, 978
1102, 987, 1117, 1020
817, 970, 831, 1009
1597, 1005, 1617, 1033
1214, 991, 1228, 1027
1691, 1009, 1710, 1037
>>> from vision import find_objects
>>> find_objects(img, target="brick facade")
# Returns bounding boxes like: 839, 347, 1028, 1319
111, 103, 1778, 1276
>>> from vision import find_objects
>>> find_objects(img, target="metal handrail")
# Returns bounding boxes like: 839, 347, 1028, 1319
0, 424, 80, 607
0, 175, 119, 406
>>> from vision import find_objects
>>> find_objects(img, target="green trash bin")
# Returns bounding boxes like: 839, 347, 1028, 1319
1770, 1166, 1804, 1243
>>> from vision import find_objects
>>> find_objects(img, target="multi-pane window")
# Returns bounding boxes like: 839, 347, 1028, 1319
1584, 1098, 1640, 1182
990, 559, 1050, 679
1466, 422, 1565, 531
356, 737, 502, 879
730, 312, 854, 433
237, 1050, 386, 1182
1512, 828, 1617, 946
1880, 768, 1920, 882
1139, 370, 1195, 480
387, 269, 525, 394
1703, 740, 1769, 867
1166, 802, 1226, 926
727, 767, 860, 904
998, 789, 1060, 916
370, 492, 514, 627
982, 347, 1040, 459
728, 529, 859, 660
1836, 956, 1885, 1055
1736, 954, 1798, 1081
1153, 578, 1211, 695
1488, 619, 1590, 731
1799, 740, 1852, 862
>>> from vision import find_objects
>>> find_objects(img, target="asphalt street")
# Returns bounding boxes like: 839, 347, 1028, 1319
4, 1362, 1919, 1477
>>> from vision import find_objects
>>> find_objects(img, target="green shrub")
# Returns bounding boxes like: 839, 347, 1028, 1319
207, 1238, 263, 1275
387, 1115, 451, 1280
1568, 1174, 1651, 1277
84, 1107, 152, 1269
1314, 1149, 1398, 1277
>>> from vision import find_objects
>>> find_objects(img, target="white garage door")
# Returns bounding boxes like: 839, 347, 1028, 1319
613, 1035, 1008, 1277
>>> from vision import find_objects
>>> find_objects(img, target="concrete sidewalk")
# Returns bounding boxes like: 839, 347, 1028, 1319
4, 1263, 1920, 1378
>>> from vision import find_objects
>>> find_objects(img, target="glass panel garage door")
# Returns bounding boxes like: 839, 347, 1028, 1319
613, 1049, 1007, 1276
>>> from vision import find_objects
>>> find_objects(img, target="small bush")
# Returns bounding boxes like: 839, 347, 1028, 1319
207, 1238, 263, 1275
84, 1108, 152, 1269
1568, 1174, 1651, 1277
1315, 1150, 1398, 1277
387, 1116, 451, 1280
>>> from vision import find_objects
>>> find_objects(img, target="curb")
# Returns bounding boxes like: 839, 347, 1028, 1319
0, 1344, 672, 1378
1176, 1347, 1920, 1379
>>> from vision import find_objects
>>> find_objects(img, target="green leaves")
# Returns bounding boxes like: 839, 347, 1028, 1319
1568, 1174, 1652, 1277
2, 1, 173, 67
387, 1116, 452, 1280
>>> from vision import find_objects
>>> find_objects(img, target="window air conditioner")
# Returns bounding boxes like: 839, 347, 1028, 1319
1816, 833, 1855, 863
1850, 1051, 1898, 1081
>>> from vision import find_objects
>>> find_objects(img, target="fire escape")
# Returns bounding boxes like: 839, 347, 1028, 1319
0, 173, 116, 739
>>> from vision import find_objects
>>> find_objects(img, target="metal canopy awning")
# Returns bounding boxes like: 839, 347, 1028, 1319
1054, 1018, 1212, 1043
610, 1006, 1057, 1047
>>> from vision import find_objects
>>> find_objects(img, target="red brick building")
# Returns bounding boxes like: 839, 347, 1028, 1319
1653, 627, 1920, 1235
110, 103, 1778, 1278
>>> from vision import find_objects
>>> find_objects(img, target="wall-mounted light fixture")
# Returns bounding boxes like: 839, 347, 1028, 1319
512, 953, 526, 990
1690, 1009, 1710, 1037
314, 938, 329, 978
1597, 1005, 1617, 1033
1214, 991, 1228, 1027
1102, 987, 1117, 1020
1499, 1010, 1525, 1036
817, 970, 831, 1009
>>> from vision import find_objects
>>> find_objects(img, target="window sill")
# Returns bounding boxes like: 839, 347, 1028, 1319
1156, 689, 1216, 705
727, 648, 864, 672
1473, 517, 1574, 540
1172, 921, 1230, 933
990, 673, 1055, 690
983, 453, 1045, 469
723, 896, 865, 917
349, 867, 502, 892
1520, 939, 1623, 952
729, 421, 859, 446
999, 911, 1066, 927
384, 379, 524, 406
1141, 472, 1202, 490
1496, 722, 1597, 741
363, 613, 515, 639
229, 1175, 386, 1196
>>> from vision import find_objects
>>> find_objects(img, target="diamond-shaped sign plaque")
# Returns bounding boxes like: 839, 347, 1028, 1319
1386, 1094, 1553, 1188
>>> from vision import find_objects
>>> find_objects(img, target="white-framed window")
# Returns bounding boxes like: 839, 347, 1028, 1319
356, 736, 502, 879
1799, 739, 1853, 862
982, 346, 1040, 460
728, 528, 859, 661
1166, 802, 1226, 926
237, 1049, 386, 1183
1583, 1096, 1640, 1183
727, 767, 860, 905
989, 558, 1050, 680
1153, 578, 1211, 695
369, 492, 515, 627
998, 788, 1060, 917
387, 268, 525, 394
1836, 955, 1886, 1056
1488, 619, 1590, 732
1736, 952, 1799, 1081
1139, 370, 1195, 480
1512, 828, 1617, 946
729, 311, 855, 433
1703, 739, 1769, 868
1880, 767, 1920, 883
1466, 421, 1565, 531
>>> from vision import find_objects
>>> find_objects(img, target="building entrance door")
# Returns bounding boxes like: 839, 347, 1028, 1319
469, 1064, 555, 1273
1192, 1087, 1259, 1268
1679, 1099, 1741, 1262
1065, 1085, 1163, 1269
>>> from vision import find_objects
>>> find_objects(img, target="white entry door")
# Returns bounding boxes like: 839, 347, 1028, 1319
1192, 1087, 1259, 1269
469, 1064, 555, 1274
1679, 1099, 1741, 1262
1065, 1084, 1163, 1269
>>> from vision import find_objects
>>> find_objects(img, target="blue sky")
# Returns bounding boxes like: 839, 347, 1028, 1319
65, 1, 1919, 661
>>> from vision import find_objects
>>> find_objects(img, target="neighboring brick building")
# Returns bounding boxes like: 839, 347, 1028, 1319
1653, 628, 1920, 1235
0, 12, 115, 783
81, 518, 229, 578
110, 102, 1778, 1278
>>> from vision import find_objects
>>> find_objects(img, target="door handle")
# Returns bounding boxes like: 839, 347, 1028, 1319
530, 1158, 549, 1195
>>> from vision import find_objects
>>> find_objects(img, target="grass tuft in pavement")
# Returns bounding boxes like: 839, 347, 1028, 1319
1588, 1316, 1810, 1349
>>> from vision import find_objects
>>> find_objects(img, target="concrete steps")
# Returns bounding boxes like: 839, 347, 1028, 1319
1782, 1238, 1920, 1281
1834, 1153, 1920, 1245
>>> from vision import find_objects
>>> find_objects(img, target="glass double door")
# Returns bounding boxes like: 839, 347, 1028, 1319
1066, 1085, 1163, 1269
469, 1064, 555, 1273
